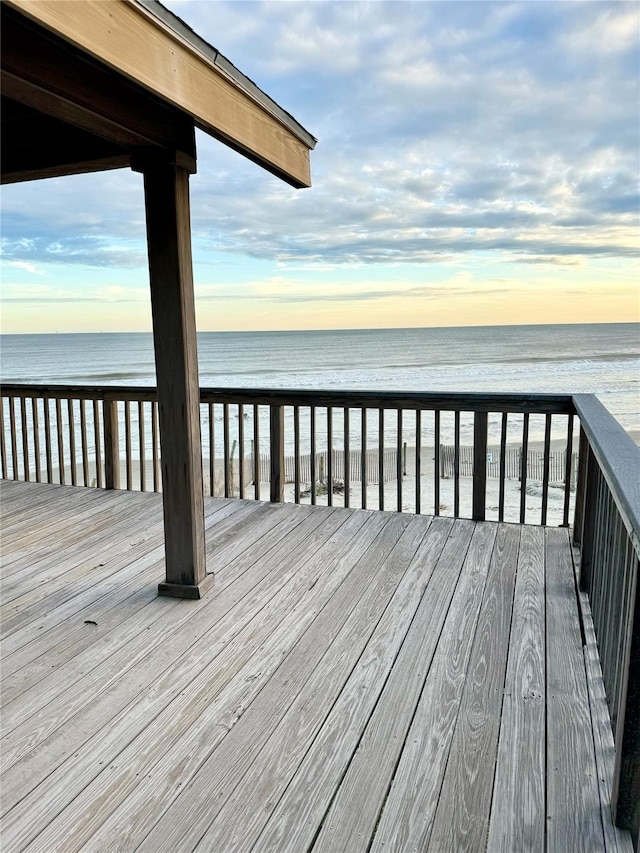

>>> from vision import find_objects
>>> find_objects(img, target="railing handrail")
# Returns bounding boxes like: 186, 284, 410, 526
573, 393, 640, 556
0, 383, 576, 413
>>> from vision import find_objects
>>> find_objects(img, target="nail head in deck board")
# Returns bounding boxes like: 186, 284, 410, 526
428, 522, 521, 852
370, 521, 496, 852
486, 524, 546, 853
545, 526, 605, 851
285, 516, 464, 853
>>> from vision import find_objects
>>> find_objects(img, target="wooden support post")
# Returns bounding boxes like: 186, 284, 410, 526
102, 397, 120, 490
140, 158, 211, 599
270, 404, 285, 503
473, 411, 488, 521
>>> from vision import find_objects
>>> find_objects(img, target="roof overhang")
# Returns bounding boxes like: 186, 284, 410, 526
1, 0, 316, 187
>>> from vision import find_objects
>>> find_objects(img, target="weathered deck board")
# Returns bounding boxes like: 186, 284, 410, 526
545, 527, 604, 851
486, 524, 547, 852
427, 522, 521, 852
369, 521, 498, 851
273, 515, 461, 852
0, 481, 631, 852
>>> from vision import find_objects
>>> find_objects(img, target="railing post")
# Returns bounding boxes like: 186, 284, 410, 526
472, 411, 488, 521
270, 404, 284, 502
102, 398, 120, 490
579, 444, 599, 594
573, 426, 589, 545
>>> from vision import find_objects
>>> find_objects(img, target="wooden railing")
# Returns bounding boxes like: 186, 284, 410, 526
0, 384, 577, 525
572, 394, 640, 844
0, 381, 638, 836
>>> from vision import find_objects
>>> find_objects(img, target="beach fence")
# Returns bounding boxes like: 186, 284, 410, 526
439, 444, 579, 489
258, 447, 398, 486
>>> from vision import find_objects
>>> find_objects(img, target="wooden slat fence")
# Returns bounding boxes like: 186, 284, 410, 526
440, 444, 579, 488
258, 447, 397, 485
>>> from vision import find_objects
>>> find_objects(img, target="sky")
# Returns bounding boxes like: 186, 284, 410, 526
1, 0, 639, 334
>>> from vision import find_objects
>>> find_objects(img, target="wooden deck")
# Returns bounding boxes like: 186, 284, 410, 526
0, 480, 633, 852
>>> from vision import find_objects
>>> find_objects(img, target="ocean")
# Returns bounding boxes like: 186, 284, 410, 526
2, 323, 638, 437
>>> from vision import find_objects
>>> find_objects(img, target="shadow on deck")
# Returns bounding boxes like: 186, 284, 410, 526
0, 480, 633, 852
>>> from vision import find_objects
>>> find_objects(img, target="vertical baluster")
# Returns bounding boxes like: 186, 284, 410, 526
93, 399, 103, 488
44, 399, 53, 483
434, 410, 440, 516
310, 406, 317, 505
223, 402, 231, 498
344, 407, 350, 509
396, 409, 403, 512
68, 398, 77, 486
102, 398, 120, 490
453, 410, 460, 517
415, 409, 421, 514
293, 405, 301, 504
472, 411, 488, 521
327, 407, 333, 507
32, 397, 41, 483
55, 398, 65, 485
80, 399, 89, 486
378, 408, 385, 511
9, 396, 18, 480
0, 396, 7, 479
208, 402, 215, 497
498, 412, 507, 522
541, 413, 552, 525
562, 413, 574, 527
253, 404, 260, 501
124, 400, 132, 490
238, 403, 245, 499
361, 407, 367, 509
152, 400, 160, 492
21, 396, 29, 481
269, 404, 284, 503
519, 412, 530, 524
139, 400, 146, 492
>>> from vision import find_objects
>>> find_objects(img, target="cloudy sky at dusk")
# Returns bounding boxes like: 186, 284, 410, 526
1, 0, 638, 333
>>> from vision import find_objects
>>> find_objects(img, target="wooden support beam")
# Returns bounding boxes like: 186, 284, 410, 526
5, 0, 313, 187
141, 158, 211, 599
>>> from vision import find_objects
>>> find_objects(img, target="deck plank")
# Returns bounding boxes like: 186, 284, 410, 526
369, 520, 498, 851
1, 510, 387, 849
0, 481, 631, 853
2, 506, 352, 820
545, 526, 605, 851
427, 522, 521, 852
191, 514, 439, 853
0, 500, 238, 680
486, 524, 546, 852
133, 513, 415, 853
311, 516, 473, 853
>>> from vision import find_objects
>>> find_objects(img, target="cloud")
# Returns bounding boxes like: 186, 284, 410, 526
1, 1, 638, 286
